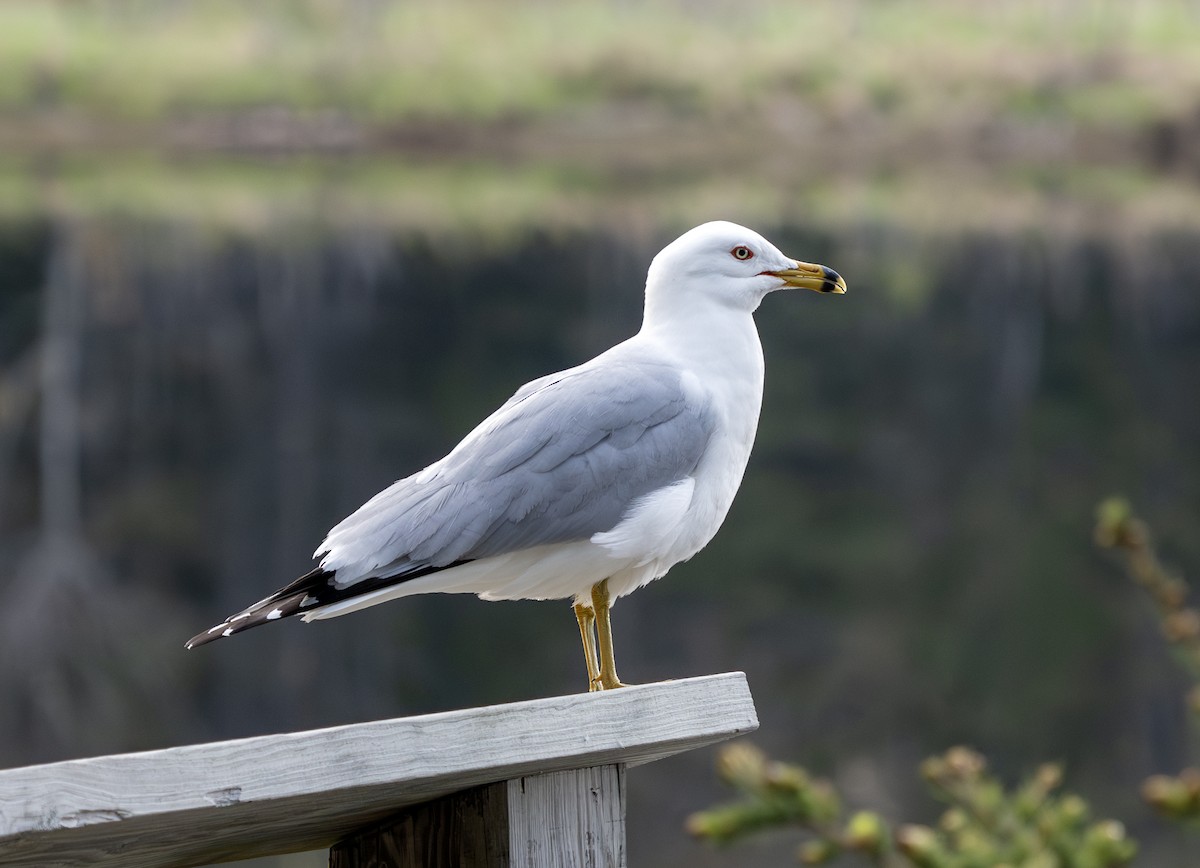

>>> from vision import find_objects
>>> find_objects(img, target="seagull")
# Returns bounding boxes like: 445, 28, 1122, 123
186, 221, 846, 690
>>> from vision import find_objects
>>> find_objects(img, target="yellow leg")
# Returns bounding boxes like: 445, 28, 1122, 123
573, 603, 600, 691
591, 579, 626, 690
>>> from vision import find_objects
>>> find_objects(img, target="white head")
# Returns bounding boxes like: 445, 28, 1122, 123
643, 221, 845, 325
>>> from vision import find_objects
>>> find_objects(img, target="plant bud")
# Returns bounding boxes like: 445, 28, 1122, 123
896, 824, 940, 859
763, 761, 808, 795
953, 826, 992, 856
1058, 794, 1089, 824
1178, 767, 1200, 796
1034, 763, 1062, 792
1163, 610, 1200, 642
938, 807, 968, 834
1142, 775, 1193, 816
805, 779, 842, 824
920, 756, 947, 783
844, 811, 886, 852
684, 808, 730, 840
1085, 819, 1136, 861
716, 742, 766, 789
944, 746, 985, 778
1159, 577, 1188, 608
1094, 497, 1132, 547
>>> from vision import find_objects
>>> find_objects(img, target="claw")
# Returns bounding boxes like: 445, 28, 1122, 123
575, 580, 629, 691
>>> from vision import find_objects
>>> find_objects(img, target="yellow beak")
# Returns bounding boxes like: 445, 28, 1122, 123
768, 261, 847, 294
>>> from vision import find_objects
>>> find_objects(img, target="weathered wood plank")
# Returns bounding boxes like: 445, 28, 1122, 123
0, 672, 756, 867
328, 766, 625, 868
507, 765, 625, 868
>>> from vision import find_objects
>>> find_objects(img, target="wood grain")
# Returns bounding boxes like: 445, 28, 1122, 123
507, 765, 625, 868
0, 672, 756, 867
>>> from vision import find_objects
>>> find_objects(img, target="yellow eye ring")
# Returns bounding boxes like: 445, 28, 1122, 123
731, 245, 754, 261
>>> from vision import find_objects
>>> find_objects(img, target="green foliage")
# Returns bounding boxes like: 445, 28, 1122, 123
1095, 498, 1200, 823
689, 503, 1200, 863
1094, 498, 1200, 680
5, 1, 1200, 237
688, 744, 1136, 867
685, 743, 842, 846
3, 0, 1200, 161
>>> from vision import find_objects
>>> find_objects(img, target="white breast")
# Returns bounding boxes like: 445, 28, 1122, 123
595, 314, 766, 600
671, 357, 763, 557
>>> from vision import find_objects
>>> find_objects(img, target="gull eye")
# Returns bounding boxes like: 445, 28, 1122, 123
731, 245, 754, 261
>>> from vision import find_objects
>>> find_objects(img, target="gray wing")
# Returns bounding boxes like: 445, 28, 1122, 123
317, 354, 716, 586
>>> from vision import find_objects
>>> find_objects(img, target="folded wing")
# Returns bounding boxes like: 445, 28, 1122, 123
186, 351, 715, 647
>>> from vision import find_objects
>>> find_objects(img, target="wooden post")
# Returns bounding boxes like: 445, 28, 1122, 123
330, 765, 626, 868
0, 673, 756, 867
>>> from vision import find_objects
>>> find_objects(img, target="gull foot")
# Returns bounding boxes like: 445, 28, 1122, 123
590, 675, 628, 691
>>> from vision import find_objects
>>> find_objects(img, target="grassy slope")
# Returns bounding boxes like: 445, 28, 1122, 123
6, 0, 1200, 125
3, 0, 1200, 234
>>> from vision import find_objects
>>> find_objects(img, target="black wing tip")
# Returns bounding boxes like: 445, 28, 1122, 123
185, 622, 232, 649
184, 567, 336, 650
184, 597, 305, 649
183, 562, 470, 650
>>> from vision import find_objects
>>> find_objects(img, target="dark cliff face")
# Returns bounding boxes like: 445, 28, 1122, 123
0, 215, 1198, 862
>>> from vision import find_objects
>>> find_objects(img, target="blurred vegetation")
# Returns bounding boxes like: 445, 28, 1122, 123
7, 157, 1200, 240
2, 4, 1200, 867
688, 504, 1200, 865
3, 207, 1199, 867
689, 744, 1135, 867
5, 0, 1200, 132
1096, 498, 1200, 824
5, 0, 1200, 236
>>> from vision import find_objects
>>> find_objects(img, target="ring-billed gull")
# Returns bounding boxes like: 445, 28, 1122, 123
186, 221, 846, 690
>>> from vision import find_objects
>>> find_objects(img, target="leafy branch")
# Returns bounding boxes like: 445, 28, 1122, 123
689, 498, 1198, 863
1094, 497, 1200, 821
687, 743, 1134, 867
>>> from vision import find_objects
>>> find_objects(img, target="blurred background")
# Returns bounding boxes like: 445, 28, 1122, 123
1, 0, 1199, 865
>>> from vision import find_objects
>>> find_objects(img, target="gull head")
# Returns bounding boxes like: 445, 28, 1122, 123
644, 221, 846, 317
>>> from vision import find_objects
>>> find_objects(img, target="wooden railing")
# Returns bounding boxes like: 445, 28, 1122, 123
0, 672, 758, 867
